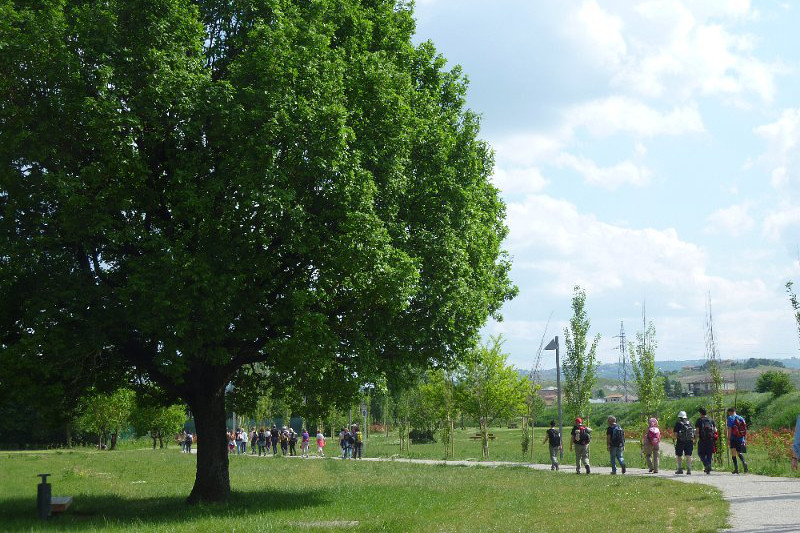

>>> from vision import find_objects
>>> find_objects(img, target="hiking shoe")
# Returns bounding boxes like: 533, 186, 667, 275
610, 471, 617, 475
585, 466, 590, 474
675, 469, 683, 475
648, 468, 653, 473
686, 470, 691, 475
743, 463, 748, 473
732, 469, 739, 475
621, 465, 626, 474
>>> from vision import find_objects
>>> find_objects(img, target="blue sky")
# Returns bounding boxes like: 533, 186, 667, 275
412, 0, 800, 369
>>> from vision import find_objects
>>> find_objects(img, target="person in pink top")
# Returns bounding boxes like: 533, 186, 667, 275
642, 417, 661, 473
316, 430, 326, 457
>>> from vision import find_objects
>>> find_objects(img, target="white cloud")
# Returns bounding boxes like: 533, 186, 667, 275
565, 97, 705, 138
491, 166, 549, 195
568, 0, 783, 104
704, 203, 755, 237
556, 153, 650, 189
754, 108, 800, 190
763, 206, 800, 241
506, 195, 707, 295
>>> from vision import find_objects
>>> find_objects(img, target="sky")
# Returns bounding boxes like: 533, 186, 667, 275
411, 0, 800, 370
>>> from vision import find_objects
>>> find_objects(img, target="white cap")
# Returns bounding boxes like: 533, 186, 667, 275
678, 411, 687, 419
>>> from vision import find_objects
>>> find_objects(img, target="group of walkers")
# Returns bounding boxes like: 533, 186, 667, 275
542, 406, 752, 475
226, 426, 317, 458
219, 424, 365, 459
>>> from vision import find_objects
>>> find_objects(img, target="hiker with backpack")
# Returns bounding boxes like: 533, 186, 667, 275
642, 417, 661, 473
280, 427, 290, 455
270, 425, 279, 455
695, 407, 718, 474
542, 420, 561, 471
353, 425, 364, 459
673, 411, 694, 475
257, 428, 267, 456
569, 417, 591, 474
606, 416, 626, 475
288, 428, 298, 456
726, 407, 749, 474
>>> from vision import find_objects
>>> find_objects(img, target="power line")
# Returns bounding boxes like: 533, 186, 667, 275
613, 321, 629, 403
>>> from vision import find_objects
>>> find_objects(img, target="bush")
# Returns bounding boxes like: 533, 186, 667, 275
409, 428, 435, 444
770, 372, 795, 397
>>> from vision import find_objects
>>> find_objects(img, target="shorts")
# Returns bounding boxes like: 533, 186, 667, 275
730, 440, 747, 453
675, 440, 693, 456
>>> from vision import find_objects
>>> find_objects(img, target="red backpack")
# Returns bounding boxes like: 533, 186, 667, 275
732, 416, 747, 438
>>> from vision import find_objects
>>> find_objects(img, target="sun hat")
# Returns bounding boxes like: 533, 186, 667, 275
677, 411, 687, 419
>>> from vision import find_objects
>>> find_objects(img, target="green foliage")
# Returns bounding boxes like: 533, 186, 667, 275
455, 337, 527, 458
629, 321, 665, 430
75, 388, 136, 449
0, 0, 516, 500
130, 404, 187, 448
787, 282, 800, 348
756, 370, 795, 397
562, 286, 600, 424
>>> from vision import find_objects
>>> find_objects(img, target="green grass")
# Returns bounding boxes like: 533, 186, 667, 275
0, 448, 727, 532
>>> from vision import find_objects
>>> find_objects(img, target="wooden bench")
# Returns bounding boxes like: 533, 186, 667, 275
469, 433, 496, 441
51, 497, 73, 514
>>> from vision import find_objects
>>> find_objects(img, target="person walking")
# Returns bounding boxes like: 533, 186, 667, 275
569, 417, 591, 474
280, 427, 289, 456
250, 427, 258, 455
642, 417, 661, 473
270, 425, 279, 456
288, 428, 297, 456
301, 428, 310, 458
542, 420, 561, 471
726, 407, 749, 474
316, 430, 326, 457
606, 416, 626, 475
257, 428, 267, 456
695, 407, 718, 474
183, 432, 193, 454
673, 411, 694, 475
343, 427, 354, 459
353, 425, 363, 459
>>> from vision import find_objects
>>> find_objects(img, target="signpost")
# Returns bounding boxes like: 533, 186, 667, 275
544, 336, 563, 461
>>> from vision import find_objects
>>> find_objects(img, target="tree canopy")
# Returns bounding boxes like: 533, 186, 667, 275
0, 0, 515, 502
562, 286, 599, 424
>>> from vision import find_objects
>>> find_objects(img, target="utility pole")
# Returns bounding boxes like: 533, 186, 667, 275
614, 321, 629, 403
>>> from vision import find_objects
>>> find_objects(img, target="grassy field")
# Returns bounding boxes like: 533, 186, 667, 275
364, 425, 800, 478
1, 448, 727, 532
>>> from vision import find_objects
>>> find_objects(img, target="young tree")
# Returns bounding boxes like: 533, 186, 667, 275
0, 1, 515, 502
131, 403, 187, 449
629, 321, 664, 429
756, 370, 795, 397
562, 286, 600, 425
456, 337, 527, 458
787, 282, 800, 349
76, 388, 136, 450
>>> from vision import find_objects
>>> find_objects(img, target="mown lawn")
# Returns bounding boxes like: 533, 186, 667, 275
0, 448, 727, 532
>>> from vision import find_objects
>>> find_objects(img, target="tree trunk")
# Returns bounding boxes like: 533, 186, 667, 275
158, 432, 164, 449
481, 419, 489, 458
65, 422, 73, 448
187, 384, 230, 504
152, 433, 157, 449
110, 430, 118, 450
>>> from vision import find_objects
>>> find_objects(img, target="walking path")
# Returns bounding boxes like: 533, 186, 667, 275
213, 450, 800, 532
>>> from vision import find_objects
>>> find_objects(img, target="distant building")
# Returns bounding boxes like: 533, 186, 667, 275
604, 393, 638, 403
686, 378, 735, 396
537, 387, 559, 406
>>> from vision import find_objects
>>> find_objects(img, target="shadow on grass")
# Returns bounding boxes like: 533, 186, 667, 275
0, 488, 326, 531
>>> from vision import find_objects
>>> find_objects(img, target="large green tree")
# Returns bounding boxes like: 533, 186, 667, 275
0, 0, 515, 502
562, 286, 600, 424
